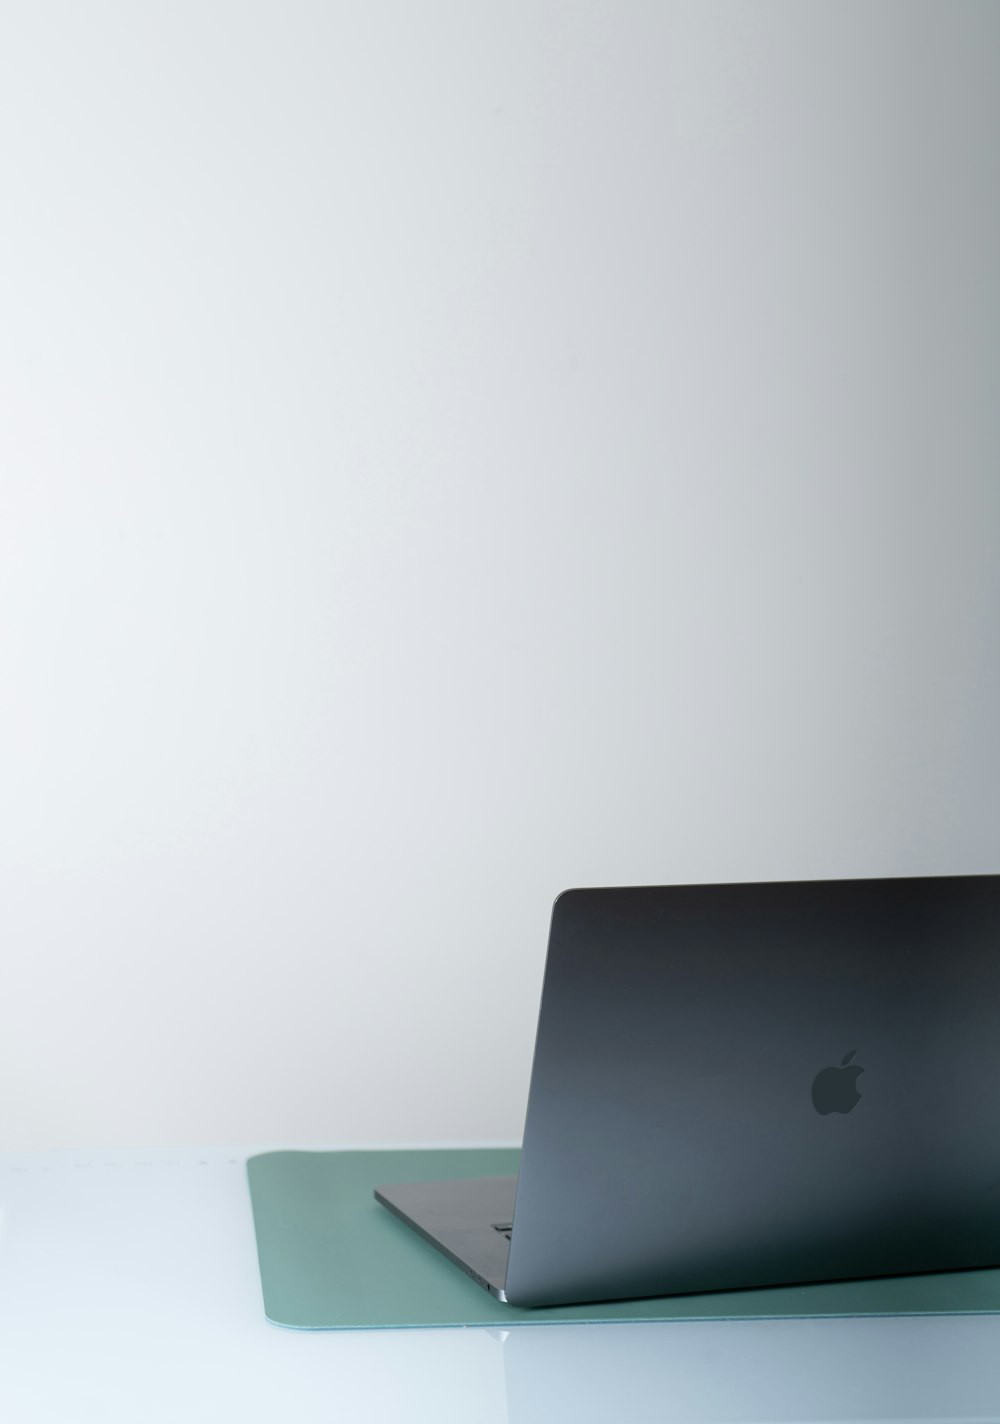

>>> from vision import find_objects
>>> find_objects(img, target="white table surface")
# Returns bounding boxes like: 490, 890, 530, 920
2, 1148, 1000, 1424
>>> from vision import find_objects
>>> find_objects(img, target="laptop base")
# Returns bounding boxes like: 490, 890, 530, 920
374, 1175, 515, 1301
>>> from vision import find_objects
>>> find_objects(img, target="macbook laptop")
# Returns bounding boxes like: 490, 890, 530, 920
375, 875, 1000, 1307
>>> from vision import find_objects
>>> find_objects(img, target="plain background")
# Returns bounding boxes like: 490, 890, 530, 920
1, 1, 997, 1151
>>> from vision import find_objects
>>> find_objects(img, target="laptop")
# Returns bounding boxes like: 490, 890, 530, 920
375, 875, 1000, 1307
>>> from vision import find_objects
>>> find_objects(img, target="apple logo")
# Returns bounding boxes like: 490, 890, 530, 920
811, 1050, 864, 1115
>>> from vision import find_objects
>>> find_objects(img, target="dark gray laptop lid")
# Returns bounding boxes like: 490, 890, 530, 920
504, 876, 1000, 1307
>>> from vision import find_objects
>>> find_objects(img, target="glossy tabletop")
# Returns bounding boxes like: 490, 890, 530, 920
2, 1148, 999, 1423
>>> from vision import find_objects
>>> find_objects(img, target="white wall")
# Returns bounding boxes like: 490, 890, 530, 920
1, 1, 998, 1150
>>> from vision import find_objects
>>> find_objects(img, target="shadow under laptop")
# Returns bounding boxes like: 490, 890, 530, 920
497, 1313, 1000, 1424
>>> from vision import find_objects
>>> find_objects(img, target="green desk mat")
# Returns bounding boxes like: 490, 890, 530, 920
246, 1148, 1000, 1330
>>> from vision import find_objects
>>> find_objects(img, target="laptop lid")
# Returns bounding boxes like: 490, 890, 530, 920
503, 876, 1000, 1307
